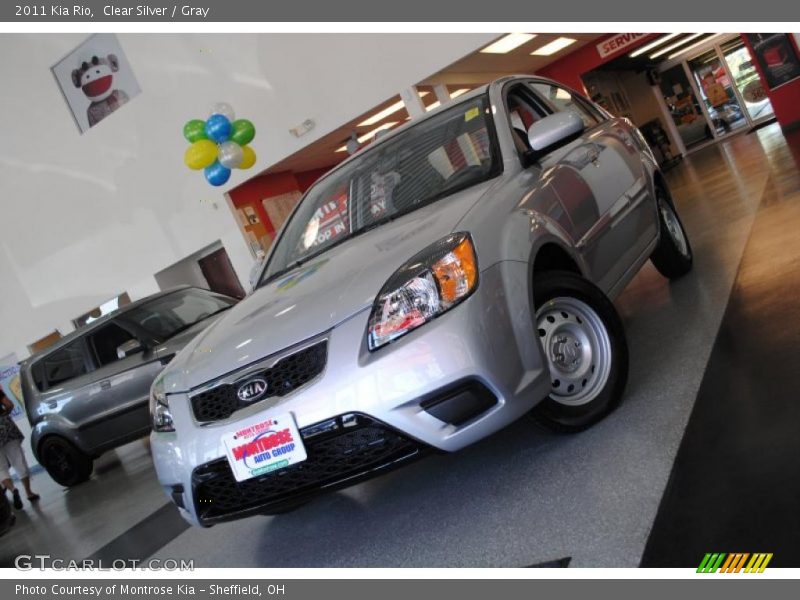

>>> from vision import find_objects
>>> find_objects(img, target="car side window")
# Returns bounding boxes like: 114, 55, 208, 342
37, 341, 89, 389
528, 82, 601, 130
505, 86, 548, 155
87, 322, 137, 367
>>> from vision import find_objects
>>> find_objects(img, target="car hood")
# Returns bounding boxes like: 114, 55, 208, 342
163, 179, 498, 392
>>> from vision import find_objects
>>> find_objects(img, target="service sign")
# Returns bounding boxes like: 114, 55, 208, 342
222, 413, 307, 482
597, 33, 648, 59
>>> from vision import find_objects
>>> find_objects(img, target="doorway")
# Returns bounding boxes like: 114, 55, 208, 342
657, 35, 775, 153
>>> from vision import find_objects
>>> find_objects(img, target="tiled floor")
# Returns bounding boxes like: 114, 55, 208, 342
2, 123, 797, 568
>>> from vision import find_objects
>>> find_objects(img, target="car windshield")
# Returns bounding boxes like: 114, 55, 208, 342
260, 93, 497, 284
121, 288, 234, 340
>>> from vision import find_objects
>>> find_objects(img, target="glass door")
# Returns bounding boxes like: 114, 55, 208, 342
687, 49, 748, 137
720, 37, 775, 123
658, 65, 714, 150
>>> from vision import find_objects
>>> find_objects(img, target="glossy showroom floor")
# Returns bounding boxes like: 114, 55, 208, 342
2, 123, 799, 568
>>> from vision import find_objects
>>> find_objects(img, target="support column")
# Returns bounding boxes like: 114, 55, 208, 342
400, 86, 426, 119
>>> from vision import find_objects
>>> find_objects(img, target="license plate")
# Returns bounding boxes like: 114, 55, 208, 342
221, 413, 307, 482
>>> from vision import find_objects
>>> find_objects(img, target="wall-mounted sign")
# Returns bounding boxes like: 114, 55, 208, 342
597, 33, 648, 59
744, 34, 800, 90
51, 33, 141, 134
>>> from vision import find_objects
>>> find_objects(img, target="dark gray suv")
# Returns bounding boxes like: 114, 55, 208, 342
19, 286, 236, 486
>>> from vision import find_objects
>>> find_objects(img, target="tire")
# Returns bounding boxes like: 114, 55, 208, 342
650, 186, 693, 279
529, 271, 629, 433
39, 436, 93, 487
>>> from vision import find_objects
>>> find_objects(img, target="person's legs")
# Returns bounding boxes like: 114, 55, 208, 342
5, 440, 37, 500
0, 449, 14, 492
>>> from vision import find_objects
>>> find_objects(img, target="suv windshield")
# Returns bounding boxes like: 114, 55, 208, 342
260, 93, 498, 284
121, 288, 234, 340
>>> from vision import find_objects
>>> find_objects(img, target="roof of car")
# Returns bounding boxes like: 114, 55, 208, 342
20, 285, 196, 365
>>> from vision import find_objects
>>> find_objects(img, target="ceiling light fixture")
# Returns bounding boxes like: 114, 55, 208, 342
336, 122, 399, 152
426, 88, 471, 111
480, 33, 536, 54
531, 37, 577, 56
667, 34, 726, 60
649, 33, 705, 59
628, 33, 683, 58
358, 93, 429, 127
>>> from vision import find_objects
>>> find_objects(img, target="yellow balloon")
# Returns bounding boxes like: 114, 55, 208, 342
239, 145, 256, 170
184, 139, 218, 170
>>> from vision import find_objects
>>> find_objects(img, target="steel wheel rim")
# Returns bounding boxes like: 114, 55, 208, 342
660, 200, 690, 258
536, 297, 612, 407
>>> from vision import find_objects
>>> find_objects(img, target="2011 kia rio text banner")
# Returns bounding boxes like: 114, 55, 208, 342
150, 75, 693, 527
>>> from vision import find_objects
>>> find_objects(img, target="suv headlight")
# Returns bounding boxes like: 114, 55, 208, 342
149, 376, 174, 433
367, 232, 478, 351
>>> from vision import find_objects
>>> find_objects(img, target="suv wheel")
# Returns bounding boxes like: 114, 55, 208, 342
39, 436, 93, 487
529, 271, 629, 433
650, 187, 693, 279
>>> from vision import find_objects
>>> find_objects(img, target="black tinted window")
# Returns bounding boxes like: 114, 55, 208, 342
88, 323, 135, 367
122, 289, 234, 340
39, 342, 88, 388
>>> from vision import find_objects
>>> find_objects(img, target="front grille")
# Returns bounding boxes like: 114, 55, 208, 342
192, 414, 422, 524
190, 341, 327, 423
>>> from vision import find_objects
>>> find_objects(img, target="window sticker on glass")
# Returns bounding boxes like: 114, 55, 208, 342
464, 107, 480, 122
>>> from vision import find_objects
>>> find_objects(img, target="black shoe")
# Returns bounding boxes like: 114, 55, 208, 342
12, 489, 23, 510
27, 493, 40, 503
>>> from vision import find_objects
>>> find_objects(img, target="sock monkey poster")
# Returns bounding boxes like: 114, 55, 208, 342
51, 33, 141, 133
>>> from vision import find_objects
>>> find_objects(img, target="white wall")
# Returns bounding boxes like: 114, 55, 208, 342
0, 33, 495, 360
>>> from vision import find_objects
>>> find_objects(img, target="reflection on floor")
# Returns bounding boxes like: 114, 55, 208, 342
642, 127, 800, 567
2, 124, 797, 568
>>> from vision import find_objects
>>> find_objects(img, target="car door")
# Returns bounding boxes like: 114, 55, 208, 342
79, 320, 165, 450
527, 80, 657, 294
32, 339, 97, 444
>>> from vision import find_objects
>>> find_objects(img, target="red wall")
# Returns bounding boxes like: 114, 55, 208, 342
538, 33, 658, 93
741, 34, 800, 131
228, 165, 337, 233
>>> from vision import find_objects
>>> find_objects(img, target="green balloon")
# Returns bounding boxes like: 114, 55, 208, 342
230, 119, 255, 146
183, 119, 207, 143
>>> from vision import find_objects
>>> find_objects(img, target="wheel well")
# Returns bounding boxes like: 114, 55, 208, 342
533, 243, 581, 276
653, 170, 668, 195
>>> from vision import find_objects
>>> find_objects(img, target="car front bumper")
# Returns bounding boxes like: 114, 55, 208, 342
151, 260, 551, 526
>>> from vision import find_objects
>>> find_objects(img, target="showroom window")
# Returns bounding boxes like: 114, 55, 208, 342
87, 322, 137, 367
32, 341, 89, 390
529, 82, 602, 129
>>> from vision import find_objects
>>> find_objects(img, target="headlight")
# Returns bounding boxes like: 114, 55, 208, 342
149, 376, 174, 433
367, 232, 478, 351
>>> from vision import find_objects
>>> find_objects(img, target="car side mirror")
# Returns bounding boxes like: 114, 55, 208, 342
117, 339, 144, 360
526, 111, 585, 161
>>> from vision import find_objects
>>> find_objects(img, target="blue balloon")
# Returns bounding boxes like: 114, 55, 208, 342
204, 160, 231, 186
205, 114, 232, 143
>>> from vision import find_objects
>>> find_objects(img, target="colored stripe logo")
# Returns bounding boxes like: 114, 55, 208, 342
697, 553, 773, 573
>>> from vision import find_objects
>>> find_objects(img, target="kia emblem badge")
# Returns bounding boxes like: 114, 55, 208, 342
237, 377, 269, 402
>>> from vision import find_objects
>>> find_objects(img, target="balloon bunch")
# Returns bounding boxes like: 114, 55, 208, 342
183, 103, 257, 186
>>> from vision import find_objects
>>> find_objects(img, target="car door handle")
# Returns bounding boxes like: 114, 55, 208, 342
99, 380, 111, 390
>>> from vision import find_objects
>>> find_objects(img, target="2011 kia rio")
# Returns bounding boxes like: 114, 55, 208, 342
150, 76, 693, 526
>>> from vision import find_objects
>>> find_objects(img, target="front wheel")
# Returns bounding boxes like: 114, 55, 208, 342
529, 271, 629, 433
650, 188, 693, 279
39, 436, 94, 487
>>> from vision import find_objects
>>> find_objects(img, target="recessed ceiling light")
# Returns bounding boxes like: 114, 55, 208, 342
628, 33, 683, 58
667, 34, 726, 60
531, 37, 577, 56
649, 33, 705, 59
358, 93, 429, 127
336, 122, 399, 152
480, 33, 537, 54
426, 88, 471, 111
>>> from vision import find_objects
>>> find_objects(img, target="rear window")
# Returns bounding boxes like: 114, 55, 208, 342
33, 341, 88, 390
